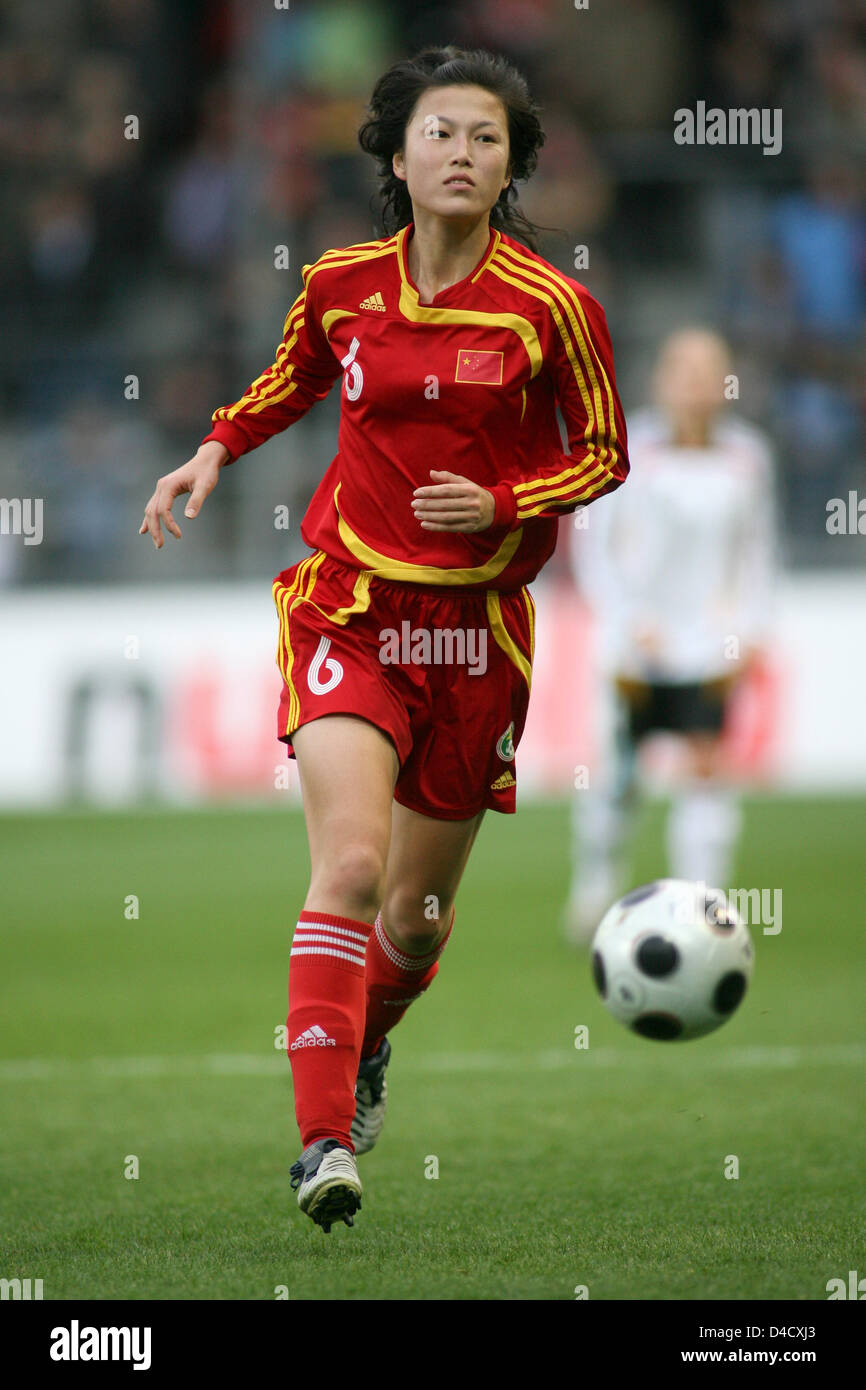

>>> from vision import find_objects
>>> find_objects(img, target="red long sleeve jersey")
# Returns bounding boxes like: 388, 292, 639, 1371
202, 222, 629, 592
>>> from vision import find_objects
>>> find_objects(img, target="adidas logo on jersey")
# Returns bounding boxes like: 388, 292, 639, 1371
359, 291, 386, 311
290, 1024, 337, 1050
490, 770, 516, 790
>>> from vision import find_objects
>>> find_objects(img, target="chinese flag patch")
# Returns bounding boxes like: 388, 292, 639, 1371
454, 349, 503, 385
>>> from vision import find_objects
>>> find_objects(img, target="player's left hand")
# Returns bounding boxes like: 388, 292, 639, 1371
411, 470, 495, 533
739, 643, 765, 674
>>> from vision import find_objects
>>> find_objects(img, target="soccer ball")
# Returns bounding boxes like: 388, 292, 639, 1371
590, 879, 754, 1041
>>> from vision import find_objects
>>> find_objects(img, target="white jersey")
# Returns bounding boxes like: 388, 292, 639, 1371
571, 409, 777, 682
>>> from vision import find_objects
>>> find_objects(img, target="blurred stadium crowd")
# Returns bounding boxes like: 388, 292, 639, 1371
1, 0, 863, 585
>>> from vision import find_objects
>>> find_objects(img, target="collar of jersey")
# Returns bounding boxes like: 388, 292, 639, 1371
397, 222, 501, 308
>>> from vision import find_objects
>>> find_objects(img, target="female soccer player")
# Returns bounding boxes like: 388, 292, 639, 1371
140, 46, 629, 1233
563, 329, 776, 944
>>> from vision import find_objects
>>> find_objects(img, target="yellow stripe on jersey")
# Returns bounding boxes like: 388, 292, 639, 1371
486, 256, 600, 451
486, 591, 532, 692
304, 240, 400, 284
514, 459, 609, 515
315, 236, 398, 262
321, 308, 359, 337
395, 227, 543, 377
487, 245, 621, 518
506, 254, 618, 458
470, 227, 502, 282
215, 242, 400, 427
497, 243, 618, 454
333, 482, 524, 585
304, 242, 401, 348
214, 296, 309, 422
486, 258, 611, 514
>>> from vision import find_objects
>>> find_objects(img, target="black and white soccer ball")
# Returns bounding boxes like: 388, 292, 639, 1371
590, 879, 754, 1041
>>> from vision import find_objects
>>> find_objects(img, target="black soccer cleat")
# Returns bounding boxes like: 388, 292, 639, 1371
351, 1036, 391, 1155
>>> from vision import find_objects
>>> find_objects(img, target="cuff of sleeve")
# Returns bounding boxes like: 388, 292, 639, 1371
200, 422, 249, 463
489, 482, 519, 530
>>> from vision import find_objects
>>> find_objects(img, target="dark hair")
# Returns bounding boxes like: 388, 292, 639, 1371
358, 46, 546, 251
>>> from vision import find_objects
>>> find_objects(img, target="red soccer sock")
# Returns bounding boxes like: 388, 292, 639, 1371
287, 909, 374, 1151
361, 906, 455, 1058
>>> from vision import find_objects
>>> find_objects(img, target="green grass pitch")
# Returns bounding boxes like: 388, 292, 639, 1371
1, 795, 863, 1300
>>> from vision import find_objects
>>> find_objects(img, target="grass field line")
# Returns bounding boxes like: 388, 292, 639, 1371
0, 1042, 863, 1083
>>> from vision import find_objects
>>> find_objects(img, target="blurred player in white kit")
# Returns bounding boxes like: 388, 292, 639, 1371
564, 328, 777, 944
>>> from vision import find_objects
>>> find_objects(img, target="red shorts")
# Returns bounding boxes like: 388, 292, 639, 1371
272, 550, 536, 820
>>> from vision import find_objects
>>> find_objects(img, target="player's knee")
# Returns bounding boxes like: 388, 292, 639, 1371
315, 840, 387, 920
381, 888, 452, 955
689, 739, 721, 779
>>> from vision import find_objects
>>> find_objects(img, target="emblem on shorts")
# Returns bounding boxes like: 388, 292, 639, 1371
490, 770, 516, 790
495, 720, 515, 762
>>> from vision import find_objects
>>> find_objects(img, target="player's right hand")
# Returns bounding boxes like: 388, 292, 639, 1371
139, 441, 229, 549
633, 622, 663, 660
